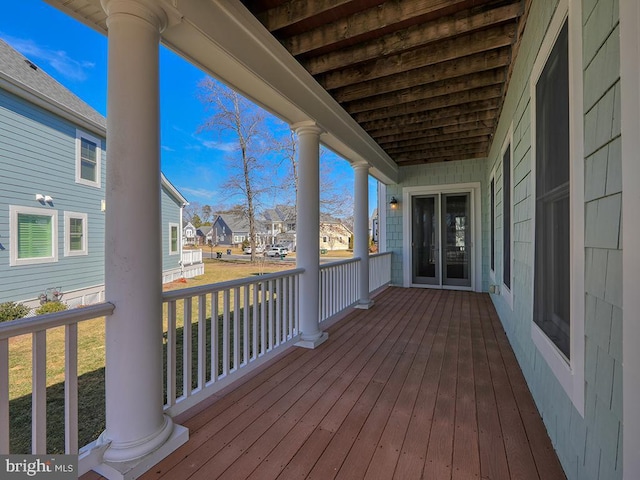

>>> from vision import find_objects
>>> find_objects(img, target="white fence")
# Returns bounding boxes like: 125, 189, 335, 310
181, 249, 202, 265
162, 268, 303, 416
0, 253, 392, 471
369, 252, 392, 292
0, 303, 114, 458
319, 258, 360, 323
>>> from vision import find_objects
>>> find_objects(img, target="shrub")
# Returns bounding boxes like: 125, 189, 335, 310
0, 302, 31, 322
35, 301, 68, 316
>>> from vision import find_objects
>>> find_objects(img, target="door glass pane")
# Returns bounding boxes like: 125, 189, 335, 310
442, 194, 471, 287
412, 196, 439, 284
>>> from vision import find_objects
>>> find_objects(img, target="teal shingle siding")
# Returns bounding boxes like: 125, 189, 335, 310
385, 1, 623, 478
385, 158, 487, 289
0, 89, 106, 303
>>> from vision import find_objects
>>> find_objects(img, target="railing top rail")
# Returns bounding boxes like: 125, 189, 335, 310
0, 302, 115, 340
162, 267, 305, 302
370, 251, 392, 259
319, 257, 361, 269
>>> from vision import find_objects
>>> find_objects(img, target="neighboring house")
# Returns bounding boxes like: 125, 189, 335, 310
263, 205, 296, 244
319, 215, 352, 251
0, 39, 201, 308
182, 221, 196, 245
212, 213, 267, 246
196, 225, 213, 245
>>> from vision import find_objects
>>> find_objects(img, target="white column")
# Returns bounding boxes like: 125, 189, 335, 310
99, 0, 187, 471
293, 122, 328, 349
354, 163, 373, 308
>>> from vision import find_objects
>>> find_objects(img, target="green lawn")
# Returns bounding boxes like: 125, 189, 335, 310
7, 258, 292, 454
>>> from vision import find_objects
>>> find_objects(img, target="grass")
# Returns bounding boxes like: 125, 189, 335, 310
7, 257, 293, 454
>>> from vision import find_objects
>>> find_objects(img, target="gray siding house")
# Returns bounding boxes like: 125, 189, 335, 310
0, 39, 199, 307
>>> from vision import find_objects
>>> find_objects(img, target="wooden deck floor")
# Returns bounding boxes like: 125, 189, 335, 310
86, 288, 566, 480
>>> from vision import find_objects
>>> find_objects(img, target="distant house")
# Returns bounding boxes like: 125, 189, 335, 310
196, 225, 214, 245
0, 39, 201, 308
212, 214, 267, 247
263, 205, 296, 244
182, 221, 196, 245
319, 215, 353, 251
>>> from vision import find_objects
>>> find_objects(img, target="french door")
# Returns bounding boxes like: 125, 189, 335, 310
411, 192, 472, 288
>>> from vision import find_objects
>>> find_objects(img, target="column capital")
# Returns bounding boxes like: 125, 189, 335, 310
101, 0, 182, 32
353, 162, 370, 172
292, 121, 324, 137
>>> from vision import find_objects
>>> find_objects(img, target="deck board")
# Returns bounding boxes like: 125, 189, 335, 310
85, 288, 566, 480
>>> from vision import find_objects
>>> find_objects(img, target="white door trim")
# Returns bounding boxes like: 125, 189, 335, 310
402, 182, 482, 292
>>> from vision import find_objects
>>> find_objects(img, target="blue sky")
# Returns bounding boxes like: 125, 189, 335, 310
1, 0, 378, 216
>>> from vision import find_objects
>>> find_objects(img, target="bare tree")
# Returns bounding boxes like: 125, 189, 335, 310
278, 133, 353, 218
199, 79, 270, 261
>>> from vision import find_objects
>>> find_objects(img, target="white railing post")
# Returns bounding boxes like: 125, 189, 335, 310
64, 323, 79, 454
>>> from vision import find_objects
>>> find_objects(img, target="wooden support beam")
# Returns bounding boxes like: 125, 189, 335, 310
304, 3, 522, 75
367, 109, 498, 137
376, 126, 494, 146
351, 84, 503, 123
360, 97, 500, 131
333, 48, 511, 102
318, 24, 516, 90
283, 0, 476, 56
345, 69, 505, 114
384, 138, 489, 156
393, 142, 490, 162
396, 151, 486, 164
380, 130, 493, 151
256, 0, 355, 32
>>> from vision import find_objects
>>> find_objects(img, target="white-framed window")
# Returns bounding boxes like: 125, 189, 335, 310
169, 223, 179, 254
64, 211, 88, 256
75, 129, 102, 187
530, 0, 585, 415
489, 168, 497, 281
501, 127, 514, 308
10, 205, 58, 266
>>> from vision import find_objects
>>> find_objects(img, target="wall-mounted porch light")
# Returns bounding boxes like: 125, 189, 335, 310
389, 196, 399, 210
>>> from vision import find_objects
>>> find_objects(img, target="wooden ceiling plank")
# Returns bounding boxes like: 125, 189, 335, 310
374, 123, 494, 143
351, 84, 503, 123
345, 69, 504, 114
384, 138, 490, 155
283, 0, 476, 56
304, 3, 522, 75
366, 109, 498, 137
377, 127, 493, 148
333, 47, 511, 102
319, 23, 516, 90
396, 151, 485, 164
360, 97, 500, 130
256, 0, 355, 31
393, 142, 490, 161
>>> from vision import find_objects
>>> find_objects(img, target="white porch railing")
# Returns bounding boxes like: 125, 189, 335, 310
181, 249, 202, 265
0, 303, 114, 457
0, 254, 391, 472
162, 268, 303, 416
369, 251, 392, 292
319, 258, 360, 323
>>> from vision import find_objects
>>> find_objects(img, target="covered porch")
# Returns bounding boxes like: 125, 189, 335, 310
82, 287, 565, 480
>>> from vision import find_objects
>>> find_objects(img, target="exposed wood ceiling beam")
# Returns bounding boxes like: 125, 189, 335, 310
333, 47, 511, 102
303, 3, 521, 75
256, 0, 355, 31
367, 109, 498, 137
383, 136, 490, 155
396, 151, 486, 165
283, 0, 478, 56
377, 127, 494, 148
318, 23, 516, 90
345, 69, 505, 114
351, 84, 503, 123
375, 124, 494, 144
360, 97, 500, 130
393, 141, 490, 161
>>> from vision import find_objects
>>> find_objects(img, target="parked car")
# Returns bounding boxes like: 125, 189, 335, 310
264, 247, 287, 257
272, 244, 289, 254
243, 245, 265, 254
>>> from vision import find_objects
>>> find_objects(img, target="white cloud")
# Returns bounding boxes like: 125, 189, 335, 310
1, 34, 95, 81
161, 145, 175, 152
201, 139, 236, 152
180, 186, 218, 200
